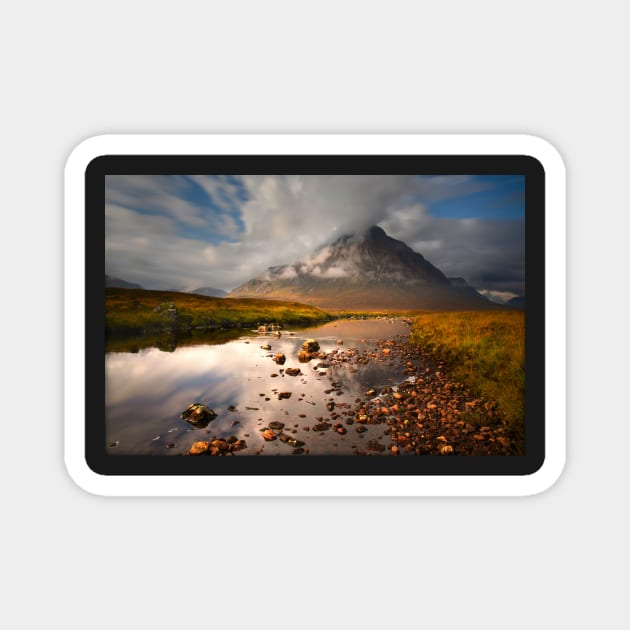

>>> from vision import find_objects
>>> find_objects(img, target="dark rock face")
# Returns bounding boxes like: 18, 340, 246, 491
228, 226, 495, 310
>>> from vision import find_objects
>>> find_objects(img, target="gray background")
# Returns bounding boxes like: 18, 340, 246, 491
2, 1, 626, 628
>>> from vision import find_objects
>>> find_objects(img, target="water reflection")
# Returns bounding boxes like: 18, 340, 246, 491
105, 319, 411, 455
105, 327, 248, 354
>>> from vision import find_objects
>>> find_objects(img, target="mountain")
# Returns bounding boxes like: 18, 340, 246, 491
105, 274, 143, 290
189, 287, 228, 298
507, 295, 525, 309
229, 225, 495, 310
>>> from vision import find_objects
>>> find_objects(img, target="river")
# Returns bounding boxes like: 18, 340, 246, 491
105, 318, 415, 456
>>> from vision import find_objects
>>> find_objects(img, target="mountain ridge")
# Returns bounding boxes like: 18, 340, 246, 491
229, 226, 496, 310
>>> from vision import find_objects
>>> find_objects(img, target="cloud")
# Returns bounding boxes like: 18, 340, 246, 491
478, 290, 520, 304
105, 174, 525, 296
379, 203, 525, 296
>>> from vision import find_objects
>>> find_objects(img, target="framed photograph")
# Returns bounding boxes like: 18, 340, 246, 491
64, 134, 565, 495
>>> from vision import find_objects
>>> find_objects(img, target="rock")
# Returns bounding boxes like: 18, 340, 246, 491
336, 427, 347, 435
365, 389, 376, 396
231, 439, 248, 452
298, 350, 313, 362
258, 325, 268, 333
293, 448, 305, 455
261, 429, 276, 441
382, 348, 391, 355
226, 435, 238, 444
326, 401, 335, 412
269, 421, 285, 430
278, 392, 292, 400
315, 362, 330, 369
285, 367, 301, 376
273, 353, 286, 364
439, 444, 454, 455
366, 440, 385, 453
260, 344, 272, 350
356, 425, 367, 433
181, 403, 217, 427
301, 339, 320, 353
427, 403, 437, 410
393, 392, 403, 400
312, 422, 331, 432
391, 445, 399, 455
208, 439, 229, 455
336, 339, 343, 345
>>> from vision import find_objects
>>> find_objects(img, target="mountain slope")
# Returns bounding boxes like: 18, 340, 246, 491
190, 287, 228, 297
105, 274, 143, 290
229, 226, 495, 310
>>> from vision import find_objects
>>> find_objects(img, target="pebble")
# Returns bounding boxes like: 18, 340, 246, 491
312, 422, 331, 432
189, 441, 209, 455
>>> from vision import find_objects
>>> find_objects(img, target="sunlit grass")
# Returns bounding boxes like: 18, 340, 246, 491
105, 288, 332, 333
409, 310, 525, 451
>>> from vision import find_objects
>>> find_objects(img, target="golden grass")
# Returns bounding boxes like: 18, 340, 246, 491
105, 288, 331, 333
409, 310, 525, 450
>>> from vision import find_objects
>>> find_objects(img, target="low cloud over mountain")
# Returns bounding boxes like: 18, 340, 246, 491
229, 226, 494, 310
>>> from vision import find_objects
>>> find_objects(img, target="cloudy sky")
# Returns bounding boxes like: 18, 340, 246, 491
105, 174, 525, 302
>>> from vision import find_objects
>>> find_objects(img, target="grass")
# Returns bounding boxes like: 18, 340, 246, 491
408, 310, 525, 451
105, 288, 332, 334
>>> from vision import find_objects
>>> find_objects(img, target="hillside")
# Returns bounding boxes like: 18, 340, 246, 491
105, 288, 331, 334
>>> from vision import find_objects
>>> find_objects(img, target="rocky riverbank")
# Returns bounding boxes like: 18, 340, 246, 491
186, 323, 516, 457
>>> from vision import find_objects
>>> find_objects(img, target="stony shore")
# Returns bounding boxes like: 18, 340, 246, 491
187, 326, 516, 457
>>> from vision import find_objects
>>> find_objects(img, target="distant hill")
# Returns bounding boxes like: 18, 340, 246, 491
507, 295, 525, 309
447, 277, 489, 301
189, 287, 228, 297
229, 225, 496, 311
105, 274, 143, 289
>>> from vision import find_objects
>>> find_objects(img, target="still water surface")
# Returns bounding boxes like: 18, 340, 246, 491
106, 319, 412, 455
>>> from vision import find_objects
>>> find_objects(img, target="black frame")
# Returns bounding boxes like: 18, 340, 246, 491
87, 155, 545, 476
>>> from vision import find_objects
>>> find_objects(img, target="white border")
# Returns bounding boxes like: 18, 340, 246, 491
64, 134, 565, 496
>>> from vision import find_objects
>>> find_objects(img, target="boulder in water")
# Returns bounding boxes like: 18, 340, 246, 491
181, 403, 217, 428
301, 339, 320, 353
